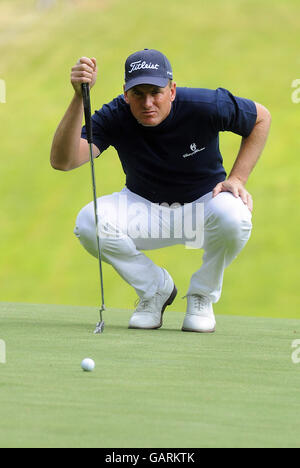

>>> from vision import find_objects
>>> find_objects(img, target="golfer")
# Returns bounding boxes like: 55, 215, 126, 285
51, 49, 271, 333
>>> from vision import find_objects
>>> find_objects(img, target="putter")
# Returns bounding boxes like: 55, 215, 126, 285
81, 82, 106, 334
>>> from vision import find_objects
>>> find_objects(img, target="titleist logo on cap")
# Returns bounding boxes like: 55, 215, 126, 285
128, 60, 160, 74
124, 49, 173, 91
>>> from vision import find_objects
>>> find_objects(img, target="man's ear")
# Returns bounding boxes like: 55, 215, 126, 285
123, 85, 129, 104
170, 82, 177, 102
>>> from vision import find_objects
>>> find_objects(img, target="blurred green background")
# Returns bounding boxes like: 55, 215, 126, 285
0, 0, 299, 318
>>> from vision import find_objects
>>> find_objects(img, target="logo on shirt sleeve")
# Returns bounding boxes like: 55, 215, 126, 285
182, 143, 206, 158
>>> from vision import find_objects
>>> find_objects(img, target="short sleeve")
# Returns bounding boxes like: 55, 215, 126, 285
216, 88, 257, 138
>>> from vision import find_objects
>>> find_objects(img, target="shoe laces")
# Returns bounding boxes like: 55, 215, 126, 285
134, 297, 151, 313
191, 294, 210, 312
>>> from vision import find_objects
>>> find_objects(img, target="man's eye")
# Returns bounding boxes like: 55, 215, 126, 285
132, 90, 142, 96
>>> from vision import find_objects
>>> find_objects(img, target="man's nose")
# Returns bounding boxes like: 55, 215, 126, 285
143, 94, 154, 108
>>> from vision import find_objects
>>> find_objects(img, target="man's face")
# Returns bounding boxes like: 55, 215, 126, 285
124, 82, 176, 127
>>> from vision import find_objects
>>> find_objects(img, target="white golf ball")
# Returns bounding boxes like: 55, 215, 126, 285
81, 358, 95, 372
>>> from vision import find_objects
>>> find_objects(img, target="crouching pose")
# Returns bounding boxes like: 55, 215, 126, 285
51, 49, 271, 333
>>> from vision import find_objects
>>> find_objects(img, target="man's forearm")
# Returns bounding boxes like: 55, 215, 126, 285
50, 93, 84, 171
229, 103, 271, 184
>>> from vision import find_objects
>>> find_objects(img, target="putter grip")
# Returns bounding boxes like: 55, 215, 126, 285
81, 83, 93, 144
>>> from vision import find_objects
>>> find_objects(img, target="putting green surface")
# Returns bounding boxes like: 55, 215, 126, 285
0, 302, 299, 448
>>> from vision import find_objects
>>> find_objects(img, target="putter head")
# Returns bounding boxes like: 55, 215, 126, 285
94, 321, 105, 334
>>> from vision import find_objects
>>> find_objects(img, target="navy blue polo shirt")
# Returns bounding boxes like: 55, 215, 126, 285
81, 87, 257, 204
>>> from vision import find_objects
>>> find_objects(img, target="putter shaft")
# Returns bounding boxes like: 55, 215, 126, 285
88, 141, 106, 317
82, 83, 106, 331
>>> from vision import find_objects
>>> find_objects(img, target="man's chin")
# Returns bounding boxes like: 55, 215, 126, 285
140, 123, 159, 127
138, 117, 161, 127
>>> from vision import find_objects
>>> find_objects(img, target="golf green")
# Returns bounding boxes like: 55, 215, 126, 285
0, 302, 299, 448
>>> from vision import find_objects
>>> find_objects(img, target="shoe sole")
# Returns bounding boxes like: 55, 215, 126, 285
129, 284, 178, 330
181, 326, 216, 333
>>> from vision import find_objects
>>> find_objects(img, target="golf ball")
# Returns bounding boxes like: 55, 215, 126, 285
81, 358, 95, 372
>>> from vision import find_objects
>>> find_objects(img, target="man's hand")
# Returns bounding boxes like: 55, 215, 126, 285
212, 176, 253, 212
71, 57, 98, 96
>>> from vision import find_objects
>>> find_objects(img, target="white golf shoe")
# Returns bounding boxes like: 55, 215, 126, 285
182, 295, 216, 333
128, 269, 177, 329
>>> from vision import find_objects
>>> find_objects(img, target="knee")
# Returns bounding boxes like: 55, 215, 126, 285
223, 210, 252, 243
207, 193, 252, 242
74, 203, 136, 259
74, 202, 98, 257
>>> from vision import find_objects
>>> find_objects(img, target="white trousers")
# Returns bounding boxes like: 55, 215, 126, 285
74, 187, 252, 303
